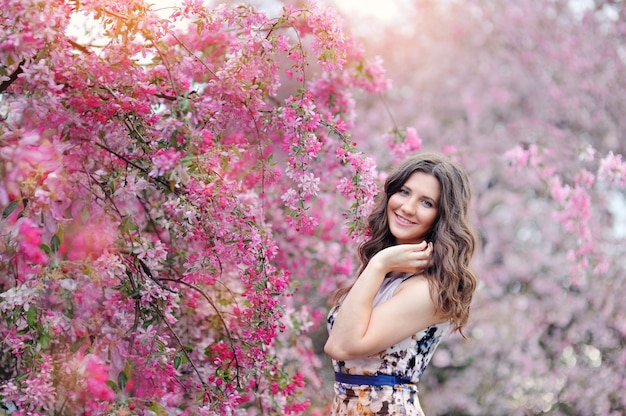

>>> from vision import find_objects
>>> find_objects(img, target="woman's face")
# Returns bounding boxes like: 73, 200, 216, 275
387, 171, 440, 244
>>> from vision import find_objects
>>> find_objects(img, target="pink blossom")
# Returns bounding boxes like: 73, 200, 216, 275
578, 144, 596, 162
352, 55, 392, 94
597, 151, 626, 187
149, 147, 183, 177
63, 219, 117, 261
574, 169, 595, 188
81, 354, 116, 402
548, 176, 570, 202
504, 145, 530, 170
385, 127, 423, 163
17, 218, 49, 265
405, 127, 422, 150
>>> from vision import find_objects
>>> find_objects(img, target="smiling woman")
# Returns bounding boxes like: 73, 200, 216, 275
325, 153, 479, 415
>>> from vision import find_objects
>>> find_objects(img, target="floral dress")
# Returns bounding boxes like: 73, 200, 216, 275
327, 275, 450, 415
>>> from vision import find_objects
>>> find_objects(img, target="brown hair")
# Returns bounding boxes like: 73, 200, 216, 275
333, 153, 478, 337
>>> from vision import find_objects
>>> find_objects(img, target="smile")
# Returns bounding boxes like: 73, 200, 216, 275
394, 213, 416, 226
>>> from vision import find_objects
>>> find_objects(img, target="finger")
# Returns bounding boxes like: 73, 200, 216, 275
425, 242, 433, 253
409, 241, 428, 252
416, 257, 428, 266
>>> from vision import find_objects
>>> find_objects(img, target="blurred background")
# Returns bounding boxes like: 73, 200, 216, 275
68, 0, 626, 414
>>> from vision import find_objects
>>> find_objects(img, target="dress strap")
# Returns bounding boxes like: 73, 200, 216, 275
334, 372, 415, 386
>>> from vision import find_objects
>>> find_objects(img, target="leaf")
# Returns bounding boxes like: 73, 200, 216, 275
117, 370, 128, 392
38, 329, 50, 349
39, 243, 51, 255
2, 199, 20, 219
120, 216, 137, 233
149, 402, 169, 416
195, 20, 204, 36
142, 316, 156, 329
26, 307, 37, 328
50, 234, 61, 254
106, 380, 120, 393
174, 355, 182, 369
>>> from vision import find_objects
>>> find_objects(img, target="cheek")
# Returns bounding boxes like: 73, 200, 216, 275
387, 195, 399, 210
424, 210, 438, 227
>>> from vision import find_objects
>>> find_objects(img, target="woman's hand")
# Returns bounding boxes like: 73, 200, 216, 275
369, 241, 433, 275
324, 240, 438, 361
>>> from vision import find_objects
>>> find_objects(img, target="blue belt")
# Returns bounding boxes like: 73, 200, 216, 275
334, 372, 414, 386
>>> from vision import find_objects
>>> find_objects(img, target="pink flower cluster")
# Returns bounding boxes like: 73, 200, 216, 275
82, 354, 116, 402
597, 151, 626, 187
17, 218, 48, 265
149, 147, 183, 177
504, 143, 626, 283
384, 127, 423, 163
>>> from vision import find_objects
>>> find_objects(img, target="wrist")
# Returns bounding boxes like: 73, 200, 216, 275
366, 254, 389, 275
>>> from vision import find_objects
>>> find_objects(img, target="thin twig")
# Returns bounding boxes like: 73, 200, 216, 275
93, 142, 180, 195
378, 93, 399, 132
167, 32, 218, 80
0, 60, 25, 93
157, 277, 242, 387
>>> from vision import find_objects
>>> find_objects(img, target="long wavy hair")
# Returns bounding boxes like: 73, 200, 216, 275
333, 153, 478, 337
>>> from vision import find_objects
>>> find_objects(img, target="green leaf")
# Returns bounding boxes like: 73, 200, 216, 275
128, 287, 141, 298
50, 234, 61, 254
117, 370, 128, 391
141, 316, 156, 329
26, 307, 37, 328
16, 373, 29, 383
174, 355, 182, 369
120, 216, 137, 233
149, 402, 169, 416
106, 380, 120, 393
2, 199, 20, 219
39, 329, 50, 349
39, 243, 51, 255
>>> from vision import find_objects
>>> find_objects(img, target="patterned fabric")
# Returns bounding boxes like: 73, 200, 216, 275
327, 274, 450, 415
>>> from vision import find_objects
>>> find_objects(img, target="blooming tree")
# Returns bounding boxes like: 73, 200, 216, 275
0, 0, 389, 414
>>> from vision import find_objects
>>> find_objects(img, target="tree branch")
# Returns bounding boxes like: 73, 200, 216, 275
0, 60, 25, 94
94, 142, 181, 195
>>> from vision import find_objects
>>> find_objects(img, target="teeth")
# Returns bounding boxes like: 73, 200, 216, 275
396, 214, 414, 225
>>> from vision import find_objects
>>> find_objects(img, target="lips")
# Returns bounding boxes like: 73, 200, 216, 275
394, 212, 416, 226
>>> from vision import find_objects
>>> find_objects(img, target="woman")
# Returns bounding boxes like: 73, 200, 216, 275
325, 153, 478, 415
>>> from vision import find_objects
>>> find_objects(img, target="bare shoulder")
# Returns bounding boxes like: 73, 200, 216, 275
394, 273, 431, 296
393, 274, 446, 323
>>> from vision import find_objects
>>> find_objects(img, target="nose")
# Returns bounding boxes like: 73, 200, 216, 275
400, 198, 417, 216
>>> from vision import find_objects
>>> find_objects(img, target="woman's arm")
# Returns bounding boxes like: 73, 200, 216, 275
324, 242, 442, 361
